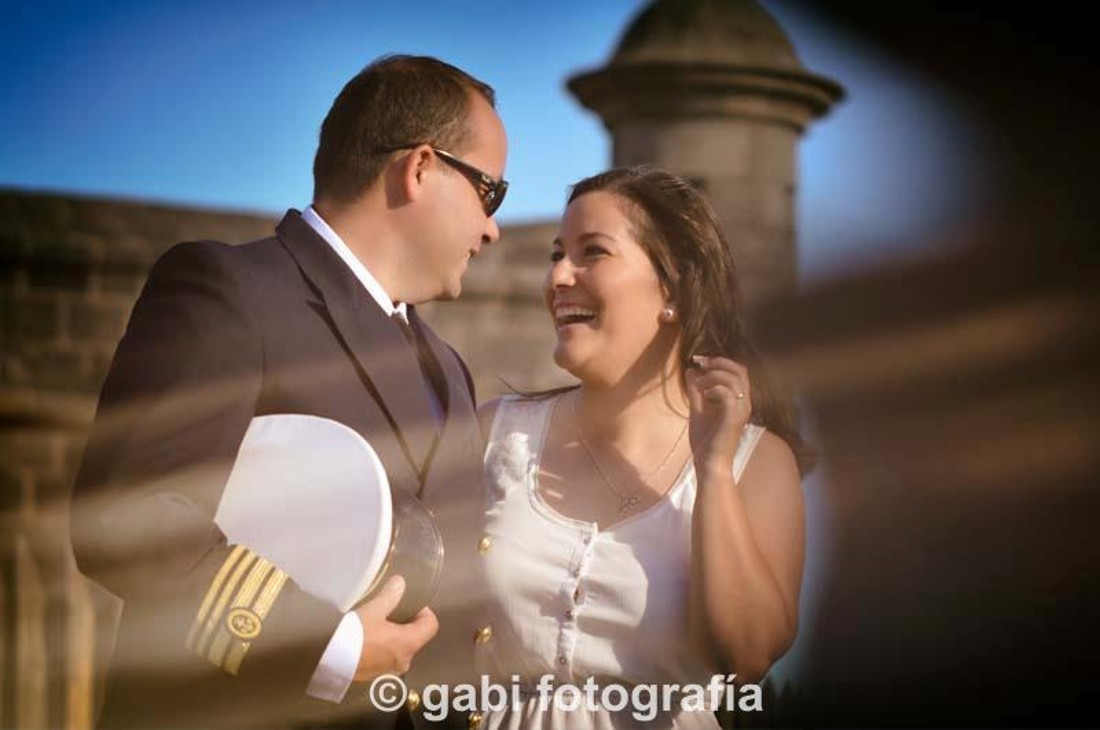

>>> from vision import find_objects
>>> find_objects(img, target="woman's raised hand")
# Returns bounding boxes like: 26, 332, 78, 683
685, 355, 752, 477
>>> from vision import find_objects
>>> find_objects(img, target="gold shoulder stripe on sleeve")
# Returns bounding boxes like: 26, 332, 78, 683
186, 545, 294, 675
205, 557, 274, 666
185, 545, 246, 652
196, 550, 257, 654
223, 568, 288, 676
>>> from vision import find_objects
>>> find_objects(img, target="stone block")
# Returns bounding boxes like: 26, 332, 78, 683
0, 463, 26, 512
11, 533, 49, 729
0, 261, 19, 290
68, 302, 130, 344
90, 268, 145, 299
20, 350, 94, 393
27, 262, 90, 293
0, 290, 11, 338
88, 349, 118, 389
3, 350, 32, 385
4, 297, 61, 342
32, 472, 78, 505
65, 565, 98, 730
0, 430, 62, 471
62, 434, 90, 478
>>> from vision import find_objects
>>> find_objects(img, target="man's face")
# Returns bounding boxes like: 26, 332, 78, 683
414, 94, 507, 302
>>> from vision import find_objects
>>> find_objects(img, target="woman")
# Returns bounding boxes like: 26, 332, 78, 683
474, 167, 808, 729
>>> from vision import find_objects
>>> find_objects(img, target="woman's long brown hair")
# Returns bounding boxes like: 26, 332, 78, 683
558, 166, 814, 475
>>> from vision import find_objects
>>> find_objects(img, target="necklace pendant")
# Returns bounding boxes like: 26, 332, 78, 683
618, 494, 641, 514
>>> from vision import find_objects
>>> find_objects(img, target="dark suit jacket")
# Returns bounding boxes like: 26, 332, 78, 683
71, 210, 488, 729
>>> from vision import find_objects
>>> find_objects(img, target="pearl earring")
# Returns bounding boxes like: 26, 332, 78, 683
661, 307, 675, 322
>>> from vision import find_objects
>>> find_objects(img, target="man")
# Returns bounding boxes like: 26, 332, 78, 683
71, 55, 507, 728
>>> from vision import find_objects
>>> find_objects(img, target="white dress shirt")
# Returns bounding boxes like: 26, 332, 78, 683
300, 205, 398, 703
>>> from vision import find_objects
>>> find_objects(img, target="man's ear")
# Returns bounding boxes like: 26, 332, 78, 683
395, 146, 434, 205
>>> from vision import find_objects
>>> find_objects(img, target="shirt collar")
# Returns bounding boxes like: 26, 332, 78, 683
300, 205, 408, 322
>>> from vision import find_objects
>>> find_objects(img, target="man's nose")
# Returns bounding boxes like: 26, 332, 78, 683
483, 215, 501, 245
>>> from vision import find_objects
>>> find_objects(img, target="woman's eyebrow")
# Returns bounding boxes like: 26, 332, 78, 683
552, 232, 616, 247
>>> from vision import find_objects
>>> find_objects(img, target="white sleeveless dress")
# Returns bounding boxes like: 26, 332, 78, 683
474, 394, 765, 729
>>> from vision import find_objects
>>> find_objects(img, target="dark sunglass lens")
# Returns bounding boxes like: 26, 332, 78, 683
485, 188, 503, 216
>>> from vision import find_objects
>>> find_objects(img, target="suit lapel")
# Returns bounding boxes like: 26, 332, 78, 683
276, 211, 438, 483
410, 308, 470, 419
406, 308, 475, 479
406, 307, 453, 416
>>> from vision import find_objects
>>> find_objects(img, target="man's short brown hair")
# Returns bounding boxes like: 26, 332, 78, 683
312, 54, 496, 205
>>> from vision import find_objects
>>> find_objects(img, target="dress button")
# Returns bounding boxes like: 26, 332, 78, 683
406, 689, 421, 712
477, 536, 492, 555
558, 656, 567, 665
468, 711, 483, 729
583, 535, 592, 545
565, 609, 574, 620
474, 625, 493, 645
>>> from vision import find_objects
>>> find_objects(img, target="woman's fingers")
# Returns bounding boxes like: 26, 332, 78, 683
689, 356, 753, 424
685, 367, 705, 412
703, 383, 736, 403
692, 354, 747, 376
691, 368, 749, 403
687, 357, 752, 469
693, 356, 748, 383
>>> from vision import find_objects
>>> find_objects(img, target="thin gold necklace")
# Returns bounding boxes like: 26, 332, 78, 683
571, 391, 689, 515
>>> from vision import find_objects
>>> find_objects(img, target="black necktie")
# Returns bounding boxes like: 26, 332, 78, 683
392, 313, 447, 413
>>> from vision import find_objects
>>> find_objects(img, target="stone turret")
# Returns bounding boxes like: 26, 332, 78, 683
568, 0, 842, 306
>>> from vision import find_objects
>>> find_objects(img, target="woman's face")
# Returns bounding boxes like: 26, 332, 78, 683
544, 191, 674, 384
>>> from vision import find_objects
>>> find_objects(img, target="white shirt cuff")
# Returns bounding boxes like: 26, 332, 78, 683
306, 612, 363, 702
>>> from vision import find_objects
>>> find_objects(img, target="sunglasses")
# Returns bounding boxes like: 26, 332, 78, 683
382, 144, 508, 216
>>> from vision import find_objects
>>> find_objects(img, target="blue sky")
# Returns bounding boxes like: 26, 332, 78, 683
0, 0, 988, 281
